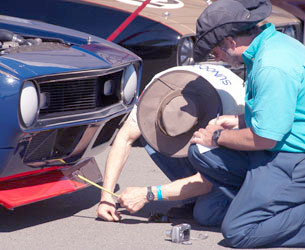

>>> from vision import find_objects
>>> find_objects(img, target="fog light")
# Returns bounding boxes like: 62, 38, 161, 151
40, 92, 50, 109
104, 80, 114, 96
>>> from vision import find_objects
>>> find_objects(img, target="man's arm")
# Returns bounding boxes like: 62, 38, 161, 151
191, 124, 276, 151
118, 172, 212, 213
97, 116, 141, 221
216, 127, 276, 150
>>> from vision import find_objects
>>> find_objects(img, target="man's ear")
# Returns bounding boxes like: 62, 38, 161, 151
224, 37, 237, 50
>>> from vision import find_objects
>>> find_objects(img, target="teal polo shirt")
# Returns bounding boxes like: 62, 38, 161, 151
243, 23, 305, 152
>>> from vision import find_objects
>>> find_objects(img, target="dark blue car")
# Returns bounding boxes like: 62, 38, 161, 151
0, 15, 142, 209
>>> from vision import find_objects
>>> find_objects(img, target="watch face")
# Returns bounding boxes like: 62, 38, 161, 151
147, 186, 155, 201
212, 130, 218, 141
212, 129, 222, 145
147, 192, 154, 201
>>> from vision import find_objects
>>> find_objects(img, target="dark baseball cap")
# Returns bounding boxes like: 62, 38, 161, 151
194, 0, 272, 62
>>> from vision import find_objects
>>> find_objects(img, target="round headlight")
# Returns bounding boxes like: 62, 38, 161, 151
122, 65, 137, 105
20, 81, 39, 127
177, 36, 194, 66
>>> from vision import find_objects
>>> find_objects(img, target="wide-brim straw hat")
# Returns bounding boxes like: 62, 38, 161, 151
137, 69, 222, 158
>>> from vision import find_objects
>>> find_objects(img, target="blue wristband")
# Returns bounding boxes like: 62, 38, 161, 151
156, 185, 163, 201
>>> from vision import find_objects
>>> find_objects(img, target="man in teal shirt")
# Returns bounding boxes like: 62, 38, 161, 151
243, 23, 305, 152
116, 0, 305, 247
189, 0, 305, 247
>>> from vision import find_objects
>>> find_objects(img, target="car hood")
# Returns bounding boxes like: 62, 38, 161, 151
0, 14, 108, 46
0, 43, 138, 79
87, 0, 301, 35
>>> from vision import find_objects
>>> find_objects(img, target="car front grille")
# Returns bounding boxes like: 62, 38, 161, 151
37, 69, 123, 118
39, 78, 97, 114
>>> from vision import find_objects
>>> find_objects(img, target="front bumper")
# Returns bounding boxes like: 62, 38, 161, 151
0, 157, 102, 209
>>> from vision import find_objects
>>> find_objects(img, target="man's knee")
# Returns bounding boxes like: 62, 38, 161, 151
188, 144, 222, 180
188, 144, 201, 160
188, 144, 209, 170
221, 215, 255, 248
221, 218, 241, 248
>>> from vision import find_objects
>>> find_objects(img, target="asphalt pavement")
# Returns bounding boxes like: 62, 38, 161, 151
0, 143, 301, 250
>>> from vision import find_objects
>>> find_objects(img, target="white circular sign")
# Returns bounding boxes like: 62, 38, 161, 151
116, 0, 184, 9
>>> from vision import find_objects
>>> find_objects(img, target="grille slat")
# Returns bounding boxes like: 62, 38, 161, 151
51, 97, 96, 102
46, 104, 96, 110
44, 85, 96, 91
50, 90, 95, 94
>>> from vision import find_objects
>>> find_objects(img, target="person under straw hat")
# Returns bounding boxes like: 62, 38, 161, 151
98, 64, 242, 224
137, 69, 221, 158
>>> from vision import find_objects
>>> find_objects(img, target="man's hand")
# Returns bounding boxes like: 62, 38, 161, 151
190, 115, 242, 147
190, 124, 223, 147
97, 196, 121, 222
209, 115, 239, 129
118, 187, 148, 213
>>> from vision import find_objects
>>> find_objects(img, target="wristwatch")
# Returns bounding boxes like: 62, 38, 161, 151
212, 129, 223, 146
146, 186, 155, 202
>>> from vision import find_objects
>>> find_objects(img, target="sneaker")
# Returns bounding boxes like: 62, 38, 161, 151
167, 202, 195, 219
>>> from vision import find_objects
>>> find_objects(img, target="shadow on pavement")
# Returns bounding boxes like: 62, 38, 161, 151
0, 185, 102, 232
218, 239, 230, 247
117, 201, 221, 234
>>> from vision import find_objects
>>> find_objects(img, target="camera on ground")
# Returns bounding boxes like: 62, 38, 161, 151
165, 223, 191, 243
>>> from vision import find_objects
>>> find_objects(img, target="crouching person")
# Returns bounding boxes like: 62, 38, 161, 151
119, 0, 305, 248
188, 0, 305, 248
